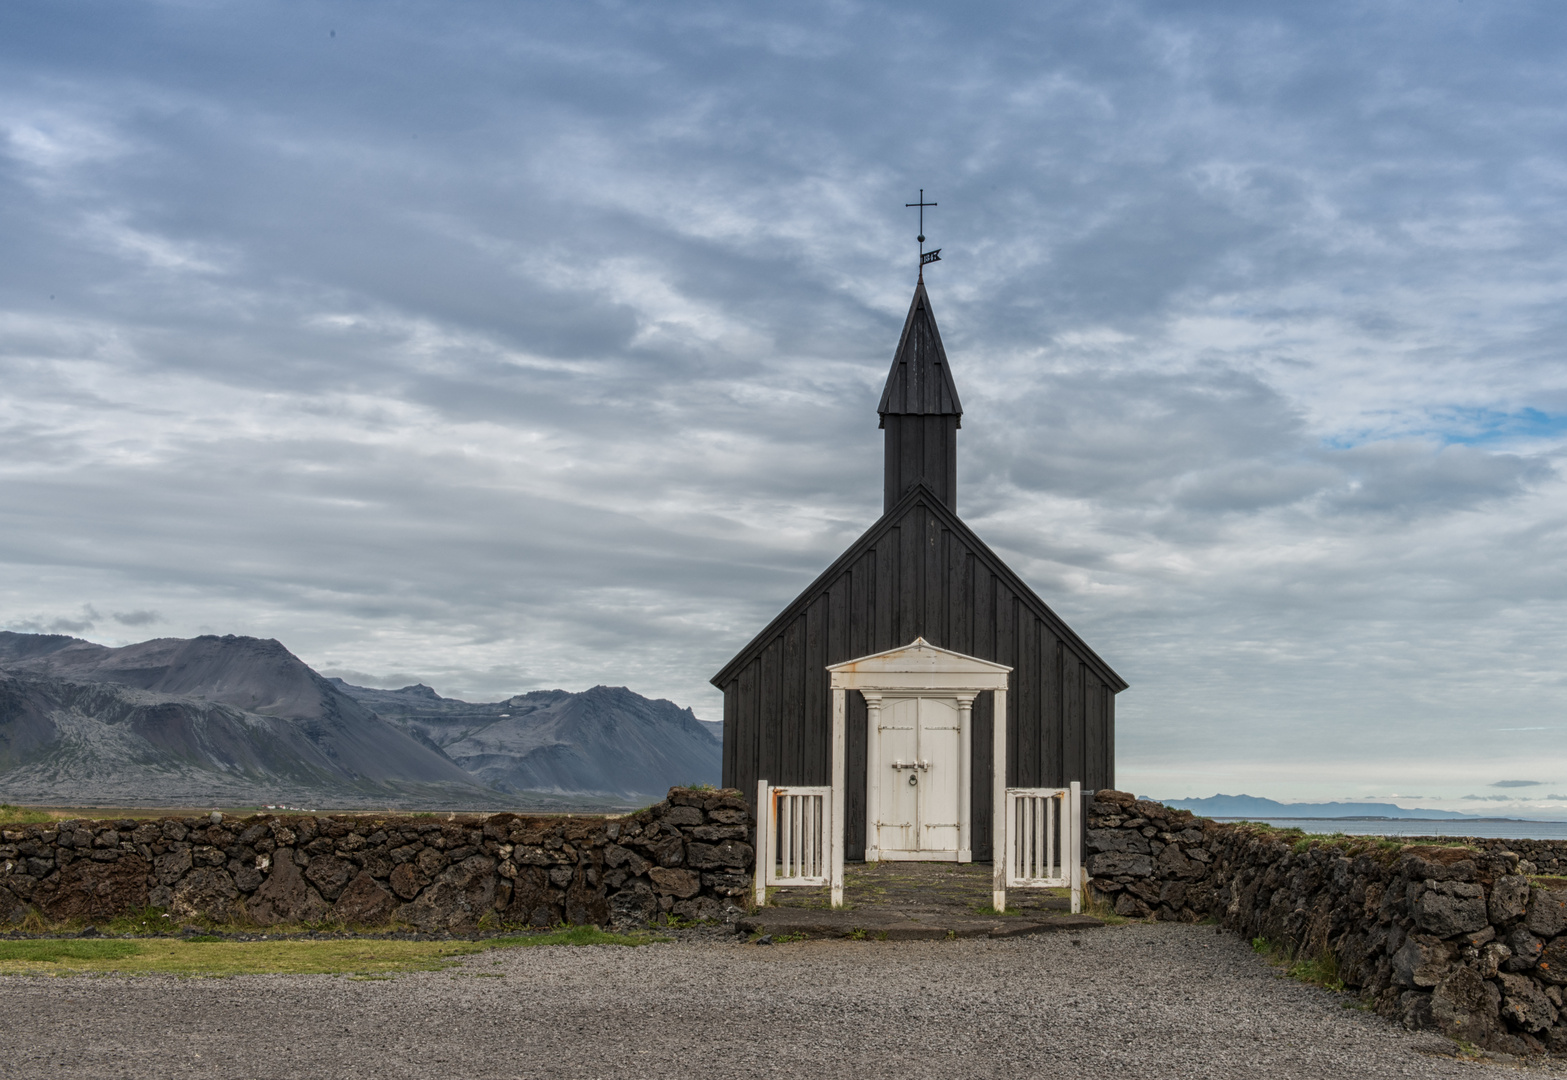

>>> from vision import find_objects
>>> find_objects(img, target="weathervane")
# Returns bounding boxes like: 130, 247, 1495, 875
906, 189, 941, 280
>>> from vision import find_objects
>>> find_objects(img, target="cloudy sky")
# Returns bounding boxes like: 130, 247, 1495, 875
3, 1, 1565, 809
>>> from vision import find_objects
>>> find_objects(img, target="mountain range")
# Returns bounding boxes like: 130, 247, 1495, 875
1157, 793, 1478, 820
332, 679, 720, 798
0, 631, 718, 809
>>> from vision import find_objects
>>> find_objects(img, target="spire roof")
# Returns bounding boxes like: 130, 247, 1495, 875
877, 279, 962, 429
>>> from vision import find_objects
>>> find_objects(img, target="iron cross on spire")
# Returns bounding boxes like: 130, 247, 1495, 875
906, 189, 941, 279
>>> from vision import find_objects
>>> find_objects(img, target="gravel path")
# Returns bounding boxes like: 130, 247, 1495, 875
2, 922, 1560, 1079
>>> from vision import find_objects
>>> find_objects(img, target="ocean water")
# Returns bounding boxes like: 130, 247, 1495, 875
1217, 817, 1567, 841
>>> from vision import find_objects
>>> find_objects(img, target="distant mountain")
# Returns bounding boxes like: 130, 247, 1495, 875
0, 631, 389, 723
0, 632, 510, 808
1158, 793, 1479, 820
333, 680, 721, 799
0, 630, 719, 809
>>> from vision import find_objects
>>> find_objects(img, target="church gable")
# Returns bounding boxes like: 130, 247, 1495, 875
710, 483, 1125, 693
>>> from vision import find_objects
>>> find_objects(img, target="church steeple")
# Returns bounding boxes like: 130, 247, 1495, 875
878, 279, 962, 513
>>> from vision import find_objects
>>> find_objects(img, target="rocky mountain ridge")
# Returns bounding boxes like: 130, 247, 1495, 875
332, 679, 721, 799
0, 632, 717, 808
0, 632, 505, 808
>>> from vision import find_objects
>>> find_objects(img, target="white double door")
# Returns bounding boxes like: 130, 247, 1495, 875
870, 695, 964, 860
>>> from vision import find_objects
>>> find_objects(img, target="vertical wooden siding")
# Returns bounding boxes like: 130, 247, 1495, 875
720, 503, 1115, 861
882, 415, 958, 512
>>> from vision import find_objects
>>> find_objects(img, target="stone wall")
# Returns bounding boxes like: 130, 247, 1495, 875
0, 787, 754, 934
1084, 788, 1567, 1055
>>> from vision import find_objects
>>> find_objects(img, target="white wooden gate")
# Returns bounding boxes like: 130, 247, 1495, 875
1002, 781, 1082, 913
754, 781, 841, 906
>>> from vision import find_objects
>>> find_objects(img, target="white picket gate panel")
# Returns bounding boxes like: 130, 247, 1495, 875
754, 782, 836, 906
1003, 781, 1081, 913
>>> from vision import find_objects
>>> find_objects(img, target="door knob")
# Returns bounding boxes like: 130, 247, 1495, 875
908, 774, 918, 786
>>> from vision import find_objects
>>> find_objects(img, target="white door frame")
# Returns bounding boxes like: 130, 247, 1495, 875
827, 638, 1012, 908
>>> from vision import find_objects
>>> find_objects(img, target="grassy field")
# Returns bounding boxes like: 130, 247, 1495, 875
0, 805, 64, 826
0, 927, 666, 977
0, 803, 630, 825
0, 804, 422, 825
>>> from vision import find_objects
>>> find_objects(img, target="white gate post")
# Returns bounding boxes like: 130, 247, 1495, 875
1069, 780, 1082, 914
991, 687, 1008, 912
830, 686, 846, 908
754, 779, 771, 908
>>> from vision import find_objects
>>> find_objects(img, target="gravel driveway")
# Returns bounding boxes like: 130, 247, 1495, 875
2, 922, 1559, 1079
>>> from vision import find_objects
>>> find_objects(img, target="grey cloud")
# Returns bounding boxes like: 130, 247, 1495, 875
979, 365, 1551, 543
1043, 189, 1282, 325
110, 609, 160, 626
47, 616, 94, 633
1491, 780, 1546, 788
1, 1, 1565, 786
9, 605, 99, 635
1319, 440, 1552, 519
986, 366, 1314, 511
1168, 461, 1340, 516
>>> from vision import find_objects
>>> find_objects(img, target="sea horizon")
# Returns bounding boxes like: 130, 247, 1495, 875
1216, 816, 1567, 841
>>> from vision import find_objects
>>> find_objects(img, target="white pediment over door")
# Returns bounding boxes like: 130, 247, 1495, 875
826, 637, 1011, 692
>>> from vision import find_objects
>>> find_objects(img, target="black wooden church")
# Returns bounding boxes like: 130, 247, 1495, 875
712, 279, 1126, 862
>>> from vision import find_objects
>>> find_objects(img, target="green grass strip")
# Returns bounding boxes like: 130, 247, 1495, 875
0, 804, 56, 826
0, 940, 142, 963
0, 927, 666, 977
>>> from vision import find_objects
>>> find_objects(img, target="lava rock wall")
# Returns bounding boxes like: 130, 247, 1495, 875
0, 787, 754, 933
1085, 788, 1567, 1055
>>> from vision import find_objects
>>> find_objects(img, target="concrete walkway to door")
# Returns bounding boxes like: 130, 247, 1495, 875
737, 860, 1102, 940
